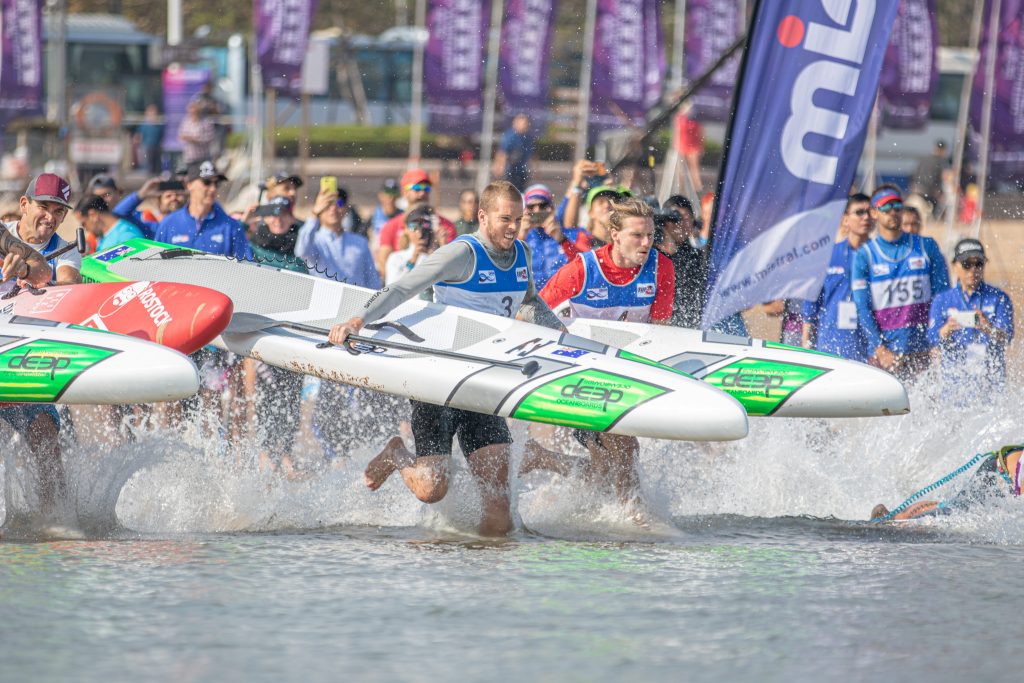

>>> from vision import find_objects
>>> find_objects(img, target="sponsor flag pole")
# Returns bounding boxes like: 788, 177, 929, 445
973, 0, 1001, 238
861, 92, 880, 192
946, 0, 985, 243
701, 0, 899, 329
476, 0, 505, 195
704, 0, 759, 255
408, 0, 427, 164
574, 0, 599, 161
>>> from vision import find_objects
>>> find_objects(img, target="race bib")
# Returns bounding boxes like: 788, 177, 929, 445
870, 274, 931, 310
837, 301, 858, 330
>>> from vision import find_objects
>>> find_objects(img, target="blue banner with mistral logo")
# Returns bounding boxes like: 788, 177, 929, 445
703, 0, 898, 329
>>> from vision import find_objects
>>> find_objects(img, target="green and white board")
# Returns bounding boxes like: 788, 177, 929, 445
566, 318, 910, 418
0, 311, 199, 404
82, 239, 748, 441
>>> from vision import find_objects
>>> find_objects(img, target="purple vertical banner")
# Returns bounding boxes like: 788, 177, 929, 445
498, 0, 557, 128
879, 0, 938, 129
254, 0, 317, 96
0, 0, 44, 129
685, 0, 742, 122
703, 0, 899, 328
425, 0, 490, 135
590, 0, 665, 132
162, 66, 210, 153
971, 0, 1024, 178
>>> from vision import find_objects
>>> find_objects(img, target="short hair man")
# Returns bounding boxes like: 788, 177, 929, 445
851, 186, 949, 380
155, 161, 252, 260
76, 195, 144, 253
328, 181, 562, 536
111, 177, 187, 240
265, 172, 303, 206
454, 189, 480, 236
928, 238, 1014, 398
658, 194, 709, 329
2, 173, 80, 286
802, 193, 873, 360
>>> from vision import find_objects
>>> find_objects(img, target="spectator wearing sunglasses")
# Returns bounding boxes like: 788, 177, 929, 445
296, 183, 380, 289
801, 193, 873, 361
851, 185, 949, 380
928, 238, 1014, 395
375, 169, 455, 275
155, 161, 252, 261
518, 184, 588, 290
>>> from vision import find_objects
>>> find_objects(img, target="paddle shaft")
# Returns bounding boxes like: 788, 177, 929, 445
268, 319, 539, 376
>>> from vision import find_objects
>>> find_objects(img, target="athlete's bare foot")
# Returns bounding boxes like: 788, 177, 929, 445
364, 436, 410, 491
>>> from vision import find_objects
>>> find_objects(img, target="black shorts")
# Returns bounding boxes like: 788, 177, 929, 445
410, 400, 512, 458
572, 428, 600, 450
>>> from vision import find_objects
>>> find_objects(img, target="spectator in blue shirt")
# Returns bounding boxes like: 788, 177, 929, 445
77, 195, 144, 252
493, 113, 535, 191
928, 238, 1014, 395
802, 193, 873, 361
518, 184, 587, 290
851, 186, 949, 380
113, 177, 187, 240
296, 185, 380, 289
155, 161, 252, 261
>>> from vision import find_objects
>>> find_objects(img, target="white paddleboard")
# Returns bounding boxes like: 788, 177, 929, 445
0, 312, 199, 404
566, 318, 910, 418
82, 239, 748, 442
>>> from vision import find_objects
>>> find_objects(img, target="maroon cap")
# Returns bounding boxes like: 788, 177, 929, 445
25, 173, 73, 210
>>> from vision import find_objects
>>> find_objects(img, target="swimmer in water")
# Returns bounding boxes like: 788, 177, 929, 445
871, 444, 1023, 521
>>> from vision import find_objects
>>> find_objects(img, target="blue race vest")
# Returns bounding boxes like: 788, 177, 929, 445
433, 235, 529, 318
568, 248, 658, 322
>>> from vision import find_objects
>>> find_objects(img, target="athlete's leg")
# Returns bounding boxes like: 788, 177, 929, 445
519, 438, 582, 477
364, 436, 451, 502
465, 443, 512, 537
585, 433, 641, 504
25, 410, 66, 517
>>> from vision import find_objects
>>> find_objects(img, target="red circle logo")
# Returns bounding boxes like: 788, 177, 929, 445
777, 15, 805, 48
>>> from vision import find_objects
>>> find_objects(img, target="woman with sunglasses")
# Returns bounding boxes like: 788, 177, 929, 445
927, 238, 1014, 397
851, 185, 950, 380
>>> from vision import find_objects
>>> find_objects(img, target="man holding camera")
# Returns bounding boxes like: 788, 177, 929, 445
384, 203, 442, 286
112, 177, 187, 239
928, 238, 1014, 395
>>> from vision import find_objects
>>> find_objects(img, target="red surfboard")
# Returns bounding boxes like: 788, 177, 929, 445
2, 281, 233, 355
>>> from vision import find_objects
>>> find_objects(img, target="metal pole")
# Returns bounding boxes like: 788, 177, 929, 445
45, 0, 68, 169
299, 92, 310, 181
408, 0, 426, 164
250, 38, 264, 188
862, 93, 879, 192
974, 0, 1002, 237
476, 0, 505, 195
168, 0, 183, 46
266, 88, 277, 172
946, 0, 985, 241
574, 0, 599, 160
669, 0, 687, 92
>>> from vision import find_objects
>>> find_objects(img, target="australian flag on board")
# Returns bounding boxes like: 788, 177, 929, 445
703, 0, 899, 329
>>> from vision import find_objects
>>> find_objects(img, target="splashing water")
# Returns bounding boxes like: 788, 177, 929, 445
2, 374, 1021, 543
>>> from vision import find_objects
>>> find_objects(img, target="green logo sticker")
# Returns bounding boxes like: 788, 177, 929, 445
513, 369, 666, 431
702, 358, 826, 416
616, 349, 693, 377
0, 340, 118, 402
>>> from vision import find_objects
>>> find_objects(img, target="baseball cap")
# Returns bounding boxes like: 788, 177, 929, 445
871, 186, 903, 208
186, 160, 227, 183
380, 178, 400, 195
524, 184, 553, 205
25, 173, 73, 210
586, 185, 632, 209
87, 174, 120, 192
400, 169, 431, 189
267, 172, 303, 188
952, 238, 986, 264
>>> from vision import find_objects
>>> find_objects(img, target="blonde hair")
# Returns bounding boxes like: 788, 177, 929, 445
608, 198, 654, 233
480, 180, 523, 213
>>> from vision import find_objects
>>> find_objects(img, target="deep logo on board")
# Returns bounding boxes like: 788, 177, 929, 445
720, 369, 785, 393
7, 352, 72, 380
560, 379, 624, 412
